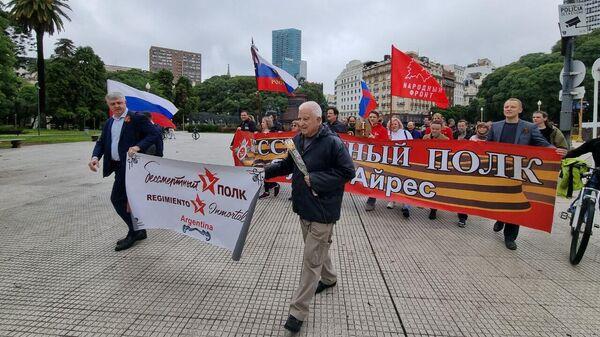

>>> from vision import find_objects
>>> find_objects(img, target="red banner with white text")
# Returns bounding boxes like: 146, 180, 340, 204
230, 131, 561, 232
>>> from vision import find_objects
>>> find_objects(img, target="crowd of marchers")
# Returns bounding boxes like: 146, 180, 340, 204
238, 99, 571, 252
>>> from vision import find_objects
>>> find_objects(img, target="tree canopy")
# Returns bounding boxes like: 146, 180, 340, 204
478, 29, 600, 123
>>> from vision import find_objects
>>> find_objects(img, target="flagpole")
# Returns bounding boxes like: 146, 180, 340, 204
389, 47, 393, 120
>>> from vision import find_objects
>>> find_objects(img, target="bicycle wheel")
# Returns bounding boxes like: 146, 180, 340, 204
569, 198, 595, 265
192, 132, 200, 140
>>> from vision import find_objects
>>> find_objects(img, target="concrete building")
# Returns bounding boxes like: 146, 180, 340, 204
576, 0, 600, 31
300, 60, 307, 80
272, 28, 301, 78
464, 58, 495, 87
442, 68, 456, 107
586, 0, 600, 30
464, 78, 479, 106
149, 46, 202, 83
462, 58, 495, 106
326, 94, 336, 107
362, 52, 436, 123
445, 64, 466, 106
334, 60, 363, 119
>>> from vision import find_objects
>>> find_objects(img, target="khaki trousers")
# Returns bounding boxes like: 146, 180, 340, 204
289, 218, 337, 321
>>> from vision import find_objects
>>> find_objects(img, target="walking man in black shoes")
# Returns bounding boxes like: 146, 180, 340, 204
487, 98, 566, 250
265, 101, 355, 333
88, 92, 160, 251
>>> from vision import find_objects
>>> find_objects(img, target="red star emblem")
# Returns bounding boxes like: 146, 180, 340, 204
198, 168, 219, 194
190, 194, 206, 215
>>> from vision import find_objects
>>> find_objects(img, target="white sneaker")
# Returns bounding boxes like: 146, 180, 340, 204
386, 202, 395, 209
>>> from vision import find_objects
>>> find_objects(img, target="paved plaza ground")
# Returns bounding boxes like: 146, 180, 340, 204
1, 132, 600, 337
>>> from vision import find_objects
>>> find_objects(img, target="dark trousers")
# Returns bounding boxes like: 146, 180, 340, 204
496, 221, 519, 242
110, 161, 134, 235
265, 181, 278, 192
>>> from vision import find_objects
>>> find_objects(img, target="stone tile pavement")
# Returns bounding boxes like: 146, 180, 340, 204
0, 132, 599, 336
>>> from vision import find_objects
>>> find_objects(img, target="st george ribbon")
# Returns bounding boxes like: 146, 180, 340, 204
126, 153, 264, 261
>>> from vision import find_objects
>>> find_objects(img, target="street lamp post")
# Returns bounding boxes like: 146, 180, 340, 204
480, 107, 484, 122
537, 100, 542, 111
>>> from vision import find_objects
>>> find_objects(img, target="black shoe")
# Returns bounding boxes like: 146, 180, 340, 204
505, 240, 517, 250
402, 208, 410, 218
284, 315, 303, 333
273, 184, 280, 197
428, 209, 437, 220
458, 219, 466, 228
288, 196, 292, 201
493, 221, 504, 232
115, 236, 136, 251
116, 230, 147, 246
259, 191, 270, 199
315, 280, 337, 294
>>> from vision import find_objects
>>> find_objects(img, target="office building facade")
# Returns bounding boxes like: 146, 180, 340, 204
149, 46, 202, 83
272, 28, 302, 78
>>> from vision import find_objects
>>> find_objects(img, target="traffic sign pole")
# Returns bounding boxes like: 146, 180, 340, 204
593, 58, 600, 138
560, 36, 575, 147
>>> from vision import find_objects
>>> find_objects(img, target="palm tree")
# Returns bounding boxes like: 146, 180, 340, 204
9, 0, 71, 126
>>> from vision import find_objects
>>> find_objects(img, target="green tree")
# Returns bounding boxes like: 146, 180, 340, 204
107, 68, 163, 96
9, 0, 72, 127
14, 82, 37, 125
46, 45, 106, 128
295, 81, 326, 108
0, 5, 19, 123
53, 37, 74, 58
479, 29, 600, 124
153, 69, 174, 100
173, 76, 192, 125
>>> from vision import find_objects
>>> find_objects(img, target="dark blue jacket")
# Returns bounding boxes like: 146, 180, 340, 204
265, 125, 356, 223
92, 111, 161, 177
326, 120, 349, 133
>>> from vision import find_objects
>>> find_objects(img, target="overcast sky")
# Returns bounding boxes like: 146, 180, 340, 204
32, 0, 564, 94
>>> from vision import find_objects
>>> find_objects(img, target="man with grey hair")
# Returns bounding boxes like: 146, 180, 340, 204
89, 92, 160, 251
265, 101, 355, 332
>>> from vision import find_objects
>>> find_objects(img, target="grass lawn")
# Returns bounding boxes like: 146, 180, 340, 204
0, 129, 100, 148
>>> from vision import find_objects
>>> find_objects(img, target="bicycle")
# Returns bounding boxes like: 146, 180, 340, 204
560, 167, 600, 265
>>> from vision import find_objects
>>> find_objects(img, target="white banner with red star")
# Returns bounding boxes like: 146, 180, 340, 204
125, 153, 263, 260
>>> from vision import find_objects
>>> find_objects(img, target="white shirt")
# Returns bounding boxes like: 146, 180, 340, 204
110, 109, 128, 161
389, 129, 413, 141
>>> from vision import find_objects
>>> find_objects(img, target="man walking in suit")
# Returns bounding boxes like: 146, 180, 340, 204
487, 98, 566, 250
88, 92, 161, 251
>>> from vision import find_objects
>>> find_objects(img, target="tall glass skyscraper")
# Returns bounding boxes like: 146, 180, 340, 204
272, 28, 301, 78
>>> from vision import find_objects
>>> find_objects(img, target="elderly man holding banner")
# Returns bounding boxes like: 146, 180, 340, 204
265, 101, 355, 333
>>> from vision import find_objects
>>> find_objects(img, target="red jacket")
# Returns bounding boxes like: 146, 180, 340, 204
369, 123, 390, 141
425, 126, 454, 140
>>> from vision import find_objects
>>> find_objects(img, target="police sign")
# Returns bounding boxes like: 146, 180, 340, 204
559, 3, 589, 37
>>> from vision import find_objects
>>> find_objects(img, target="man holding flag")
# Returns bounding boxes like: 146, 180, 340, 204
89, 92, 161, 251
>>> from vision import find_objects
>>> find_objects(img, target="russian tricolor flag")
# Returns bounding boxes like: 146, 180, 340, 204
359, 80, 378, 118
251, 44, 298, 94
107, 79, 178, 129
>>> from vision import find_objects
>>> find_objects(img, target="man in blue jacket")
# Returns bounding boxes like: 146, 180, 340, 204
265, 101, 355, 333
88, 92, 160, 251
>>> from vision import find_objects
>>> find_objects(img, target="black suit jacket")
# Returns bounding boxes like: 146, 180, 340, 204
92, 111, 160, 177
